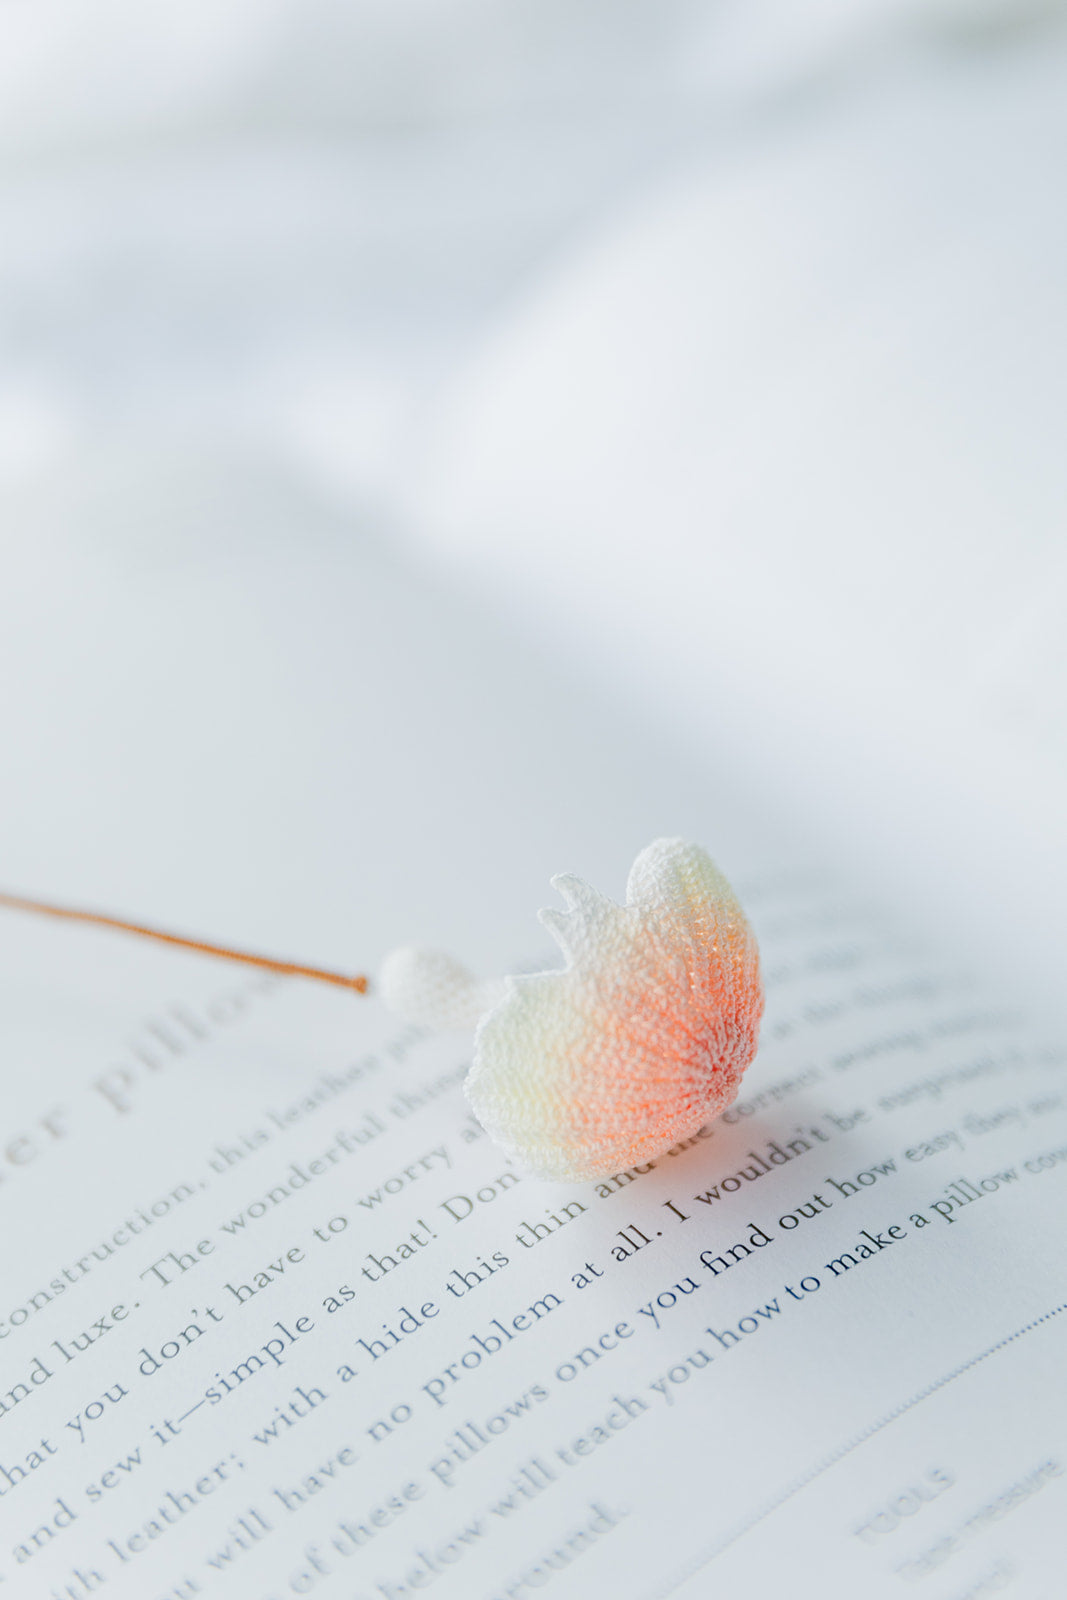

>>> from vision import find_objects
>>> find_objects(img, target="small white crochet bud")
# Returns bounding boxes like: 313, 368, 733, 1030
378, 945, 506, 1031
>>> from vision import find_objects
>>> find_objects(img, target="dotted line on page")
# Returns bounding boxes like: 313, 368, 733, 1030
645, 1301, 1067, 1600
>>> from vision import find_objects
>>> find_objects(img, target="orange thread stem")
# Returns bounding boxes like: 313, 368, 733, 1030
0, 892, 369, 994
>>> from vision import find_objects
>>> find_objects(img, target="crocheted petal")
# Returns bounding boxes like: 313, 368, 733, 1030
466, 840, 763, 1181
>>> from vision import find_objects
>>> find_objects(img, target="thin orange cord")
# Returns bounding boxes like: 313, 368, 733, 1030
0, 892, 369, 994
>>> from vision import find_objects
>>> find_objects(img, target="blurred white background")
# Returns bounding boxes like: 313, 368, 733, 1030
0, 0, 1065, 1008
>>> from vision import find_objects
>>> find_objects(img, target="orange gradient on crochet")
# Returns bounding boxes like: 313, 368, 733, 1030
466, 837, 763, 1181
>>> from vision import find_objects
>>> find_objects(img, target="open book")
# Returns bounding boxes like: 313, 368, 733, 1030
1, 511, 1064, 1600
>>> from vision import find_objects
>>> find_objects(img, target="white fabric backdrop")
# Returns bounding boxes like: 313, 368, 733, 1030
1, 0, 1064, 1005
407, 22, 1067, 1008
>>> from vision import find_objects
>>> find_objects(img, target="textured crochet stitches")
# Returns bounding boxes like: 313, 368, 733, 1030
463, 838, 763, 1180
379, 839, 762, 1181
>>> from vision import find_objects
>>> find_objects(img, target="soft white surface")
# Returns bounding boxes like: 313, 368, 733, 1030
0, 0, 1063, 1006
407, 25, 1067, 1006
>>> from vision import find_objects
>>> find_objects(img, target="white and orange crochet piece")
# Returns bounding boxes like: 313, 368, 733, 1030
380, 838, 764, 1182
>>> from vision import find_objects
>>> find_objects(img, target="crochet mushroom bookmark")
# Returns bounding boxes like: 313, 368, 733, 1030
0, 838, 762, 1183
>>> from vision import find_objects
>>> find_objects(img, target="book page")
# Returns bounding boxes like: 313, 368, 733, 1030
1, 524, 1064, 1600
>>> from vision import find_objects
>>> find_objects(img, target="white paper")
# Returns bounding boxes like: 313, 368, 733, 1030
1, 524, 1064, 1600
